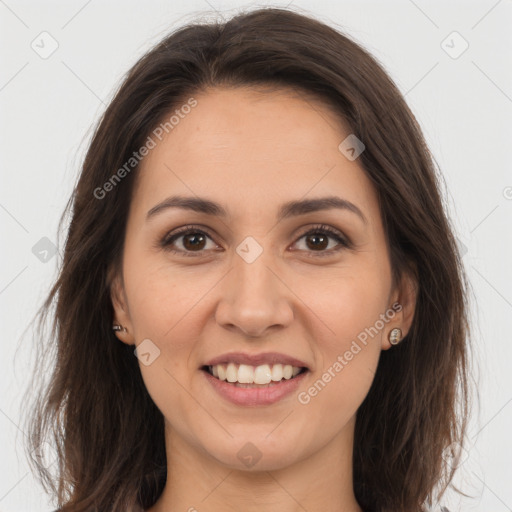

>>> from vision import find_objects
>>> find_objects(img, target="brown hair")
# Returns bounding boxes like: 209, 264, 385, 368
21, 6, 472, 512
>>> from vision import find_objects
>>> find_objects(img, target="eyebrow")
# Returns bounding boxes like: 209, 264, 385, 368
146, 195, 368, 225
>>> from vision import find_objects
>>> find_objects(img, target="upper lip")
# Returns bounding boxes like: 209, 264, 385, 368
203, 352, 310, 369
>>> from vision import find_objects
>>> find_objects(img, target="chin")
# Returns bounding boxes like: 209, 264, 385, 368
202, 432, 305, 472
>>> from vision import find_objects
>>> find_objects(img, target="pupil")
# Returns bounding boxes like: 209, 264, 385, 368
184, 233, 205, 250
307, 234, 327, 250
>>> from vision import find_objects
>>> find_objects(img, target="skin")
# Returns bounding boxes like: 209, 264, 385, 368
110, 86, 416, 512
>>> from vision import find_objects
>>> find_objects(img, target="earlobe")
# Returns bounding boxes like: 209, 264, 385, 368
109, 270, 135, 345
388, 327, 402, 346
383, 269, 418, 350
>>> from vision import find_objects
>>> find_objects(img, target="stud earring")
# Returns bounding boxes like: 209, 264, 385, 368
112, 324, 127, 333
389, 327, 402, 345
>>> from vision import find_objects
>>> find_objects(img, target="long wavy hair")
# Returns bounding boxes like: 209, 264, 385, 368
20, 6, 473, 512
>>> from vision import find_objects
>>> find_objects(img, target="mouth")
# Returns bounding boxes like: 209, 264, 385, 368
201, 363, 309, 388
201, 362, 309, 406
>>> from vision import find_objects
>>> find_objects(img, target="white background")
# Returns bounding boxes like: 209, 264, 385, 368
1, 0, 511, 511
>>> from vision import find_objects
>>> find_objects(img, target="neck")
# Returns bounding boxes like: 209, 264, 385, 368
147, 416, 363, 512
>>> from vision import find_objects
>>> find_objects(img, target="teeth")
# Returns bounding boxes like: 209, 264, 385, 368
283, 365, 293, 379
271, 363, 283, 381
255, 364, 272, 384
238, 364, 256, 384
226, 363, 238, 383
208, 362, 303, 384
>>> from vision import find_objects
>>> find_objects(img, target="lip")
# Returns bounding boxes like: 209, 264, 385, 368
202, 367, 308, 406
202, 351, 310, 369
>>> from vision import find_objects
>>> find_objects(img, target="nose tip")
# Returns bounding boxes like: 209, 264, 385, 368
234, 324, 278, 338
218, 298, 292, 338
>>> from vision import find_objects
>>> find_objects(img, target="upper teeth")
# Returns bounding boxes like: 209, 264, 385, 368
210, 363, 302, 384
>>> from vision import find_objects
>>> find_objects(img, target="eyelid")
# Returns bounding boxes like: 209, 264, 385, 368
160, 224, 215, 244
292, 224, 353, 254
158, 223, 353, 257
158, 224, 219, 255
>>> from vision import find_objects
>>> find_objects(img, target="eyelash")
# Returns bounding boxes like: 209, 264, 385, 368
159, 224, 352, 258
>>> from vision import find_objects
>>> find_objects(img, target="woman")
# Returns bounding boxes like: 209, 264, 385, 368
22, 7, 471, 512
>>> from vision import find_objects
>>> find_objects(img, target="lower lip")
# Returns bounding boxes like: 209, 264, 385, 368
202, 369, 308, 406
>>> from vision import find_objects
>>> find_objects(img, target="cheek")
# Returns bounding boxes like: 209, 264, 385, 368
294, 263, 391, 346
298, 276, 386, 417
292, 263, 389, 405
124, 251, 207, 339
122, 259, 209, 411
125, 262, 205, 423
298, 348, 378, 437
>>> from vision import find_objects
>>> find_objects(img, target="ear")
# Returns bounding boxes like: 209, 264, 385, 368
382, 267, 417, 350
109, 267, 135, 346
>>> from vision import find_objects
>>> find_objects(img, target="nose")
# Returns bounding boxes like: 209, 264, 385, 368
214, 247, 294, 338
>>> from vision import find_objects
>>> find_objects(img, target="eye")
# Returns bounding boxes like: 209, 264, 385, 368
292, 224, 352, 257
159, 223, 352, 257
160, 225, 218, 257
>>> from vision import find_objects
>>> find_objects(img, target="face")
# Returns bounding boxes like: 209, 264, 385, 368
111, 86, 415, 471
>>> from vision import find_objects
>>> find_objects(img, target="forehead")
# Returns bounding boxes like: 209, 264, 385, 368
130, 86, 379, 225
147, 85, 351, 164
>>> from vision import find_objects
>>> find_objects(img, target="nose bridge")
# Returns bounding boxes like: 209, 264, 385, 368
215, 237, 294, 336
236, 241, 274, 293
232, 237, 280, 305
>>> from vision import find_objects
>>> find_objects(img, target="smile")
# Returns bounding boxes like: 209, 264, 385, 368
201, 364, 309, 406
204, 362, 306, 385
